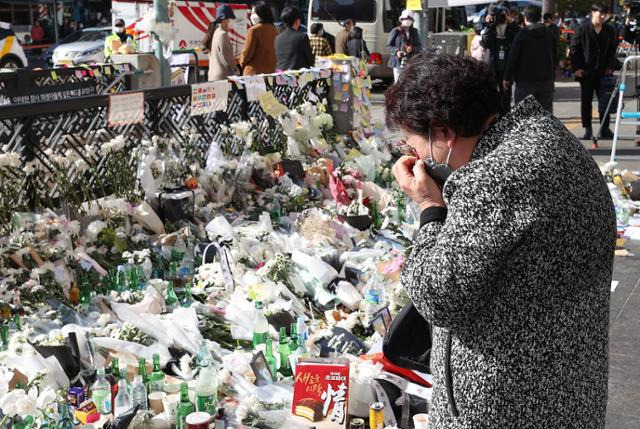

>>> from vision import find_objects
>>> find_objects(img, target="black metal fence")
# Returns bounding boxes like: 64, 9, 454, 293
0, 70, 331, 215
0, 64, 131, 105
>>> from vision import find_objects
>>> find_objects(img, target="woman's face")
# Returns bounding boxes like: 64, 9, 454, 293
220, 18, 231, 29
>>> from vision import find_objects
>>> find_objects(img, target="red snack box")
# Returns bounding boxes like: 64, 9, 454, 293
292, 359, 350, 429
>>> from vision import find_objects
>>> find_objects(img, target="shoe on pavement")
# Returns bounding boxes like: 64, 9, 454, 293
582, 128, 593, 140
599, 128, 614, 139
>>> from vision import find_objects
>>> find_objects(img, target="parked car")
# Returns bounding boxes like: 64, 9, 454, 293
0, 22, 28, 68
42, 29, 87, 66
51, 27, 111, 66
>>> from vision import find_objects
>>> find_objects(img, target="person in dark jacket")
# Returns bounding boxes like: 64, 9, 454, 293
386, 53, 615, 429
503, 6, 557, 112
544, 12, 561, 43
570, 3, 618, 140
480, 2, 520, 112
347, 26, 370, 59
386, 10, 422, 82
275, 7, 314, 71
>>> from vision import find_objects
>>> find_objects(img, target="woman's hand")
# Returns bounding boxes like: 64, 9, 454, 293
392, 156, 445, 210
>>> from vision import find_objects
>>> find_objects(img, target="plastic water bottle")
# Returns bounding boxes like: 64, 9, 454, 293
363, 273, 387, 323
92, 368, 112, 415
252, 301, 268, 351
114, 378, 132, 417
131, 375, 148, 410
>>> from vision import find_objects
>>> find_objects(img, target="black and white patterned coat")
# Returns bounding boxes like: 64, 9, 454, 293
402, 97, 616, 429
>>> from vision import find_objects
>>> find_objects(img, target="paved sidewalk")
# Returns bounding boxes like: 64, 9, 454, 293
370, 81, 640, 428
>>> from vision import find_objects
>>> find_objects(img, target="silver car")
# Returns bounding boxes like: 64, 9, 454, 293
52, 27, 111, 66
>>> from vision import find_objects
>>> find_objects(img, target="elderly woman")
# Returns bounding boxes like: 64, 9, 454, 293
387, 54, 615, 429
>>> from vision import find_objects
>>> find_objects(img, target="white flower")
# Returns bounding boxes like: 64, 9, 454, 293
100, 135, 126, 155
35, 386, 57, 410
86, 220, 107, 241
236, 404, 249, 421
74, 158, 89, 173
0, 152, 21, 168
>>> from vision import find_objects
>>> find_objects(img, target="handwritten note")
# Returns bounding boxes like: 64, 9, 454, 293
108, 92, 144, 127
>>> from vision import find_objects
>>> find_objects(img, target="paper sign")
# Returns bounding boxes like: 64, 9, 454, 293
108, 92, 144, 127
244, 76, 267, 102
407, 0, 422, 10
191, 81, 230, 116
258, 91, 288, 117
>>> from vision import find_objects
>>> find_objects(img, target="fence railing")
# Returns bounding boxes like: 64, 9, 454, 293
0, 67, 333, 217
0, 64, 132, 105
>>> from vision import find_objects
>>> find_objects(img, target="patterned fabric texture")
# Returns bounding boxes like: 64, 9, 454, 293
309, 35, 332, 57
402, 96, 616, 429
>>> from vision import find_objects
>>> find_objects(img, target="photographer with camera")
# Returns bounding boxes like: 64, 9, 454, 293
480, 2, 520, 112
570, 2, 618, 140
386, 10, 422, 82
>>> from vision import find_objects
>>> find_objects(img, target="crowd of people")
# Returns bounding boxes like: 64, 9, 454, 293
466, 0, 638, 142
202, 3, 421, 80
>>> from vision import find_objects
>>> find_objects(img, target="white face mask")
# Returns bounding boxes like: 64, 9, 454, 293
250, 13, 261, 25
114, 26, 125, 33
401, 19, 413, 27
318, 29, 324, 37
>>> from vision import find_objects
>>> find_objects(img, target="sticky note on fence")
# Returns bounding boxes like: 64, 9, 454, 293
108, 92, 144, 127
258, 91, 288, 117
190, 80, 230, 116
244, 76, 267, 102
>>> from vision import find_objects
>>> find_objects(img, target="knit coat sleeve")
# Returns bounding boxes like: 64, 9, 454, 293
217, 31, 236, 73
401, 166, 538, 330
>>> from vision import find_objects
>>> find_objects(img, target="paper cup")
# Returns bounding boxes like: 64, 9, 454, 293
186, 412, 211, 429
148, 391, 166, 414
162, 393, 180, 421
413, 413, 429, 429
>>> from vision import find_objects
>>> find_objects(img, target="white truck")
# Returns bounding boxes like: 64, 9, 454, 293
111, 0, 250, 66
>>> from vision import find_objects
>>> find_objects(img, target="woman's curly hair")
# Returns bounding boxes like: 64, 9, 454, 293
385, 54, 500, 138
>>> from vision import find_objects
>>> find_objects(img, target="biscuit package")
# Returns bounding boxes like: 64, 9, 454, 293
292, 359, 350, 428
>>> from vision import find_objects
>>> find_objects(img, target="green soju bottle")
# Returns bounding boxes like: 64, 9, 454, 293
278, 327, 292, 377
176, 382, 194, 429
149, 353, 165, 393
265, 340, 277, 379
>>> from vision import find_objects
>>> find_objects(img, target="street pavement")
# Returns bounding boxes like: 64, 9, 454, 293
369, 80, 640, 428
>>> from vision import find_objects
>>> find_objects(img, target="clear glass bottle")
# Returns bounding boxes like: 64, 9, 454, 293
114, 377, 132, 417
176, 382, 194, 429
252, 301, 268, 350
56, 401, 74, 429
149, 353, 165, 393
92, 367, 112, 415
131, 374, 148, 411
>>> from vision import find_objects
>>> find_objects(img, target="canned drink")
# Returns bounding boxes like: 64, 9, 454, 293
369, 402, 385, 429
349, 417, 365, 429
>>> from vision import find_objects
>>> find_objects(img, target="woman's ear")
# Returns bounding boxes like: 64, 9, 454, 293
444, 127, 457, 149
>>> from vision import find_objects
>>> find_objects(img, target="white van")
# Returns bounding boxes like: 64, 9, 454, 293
308, 0, 406, 81
308, 0, 469, 81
